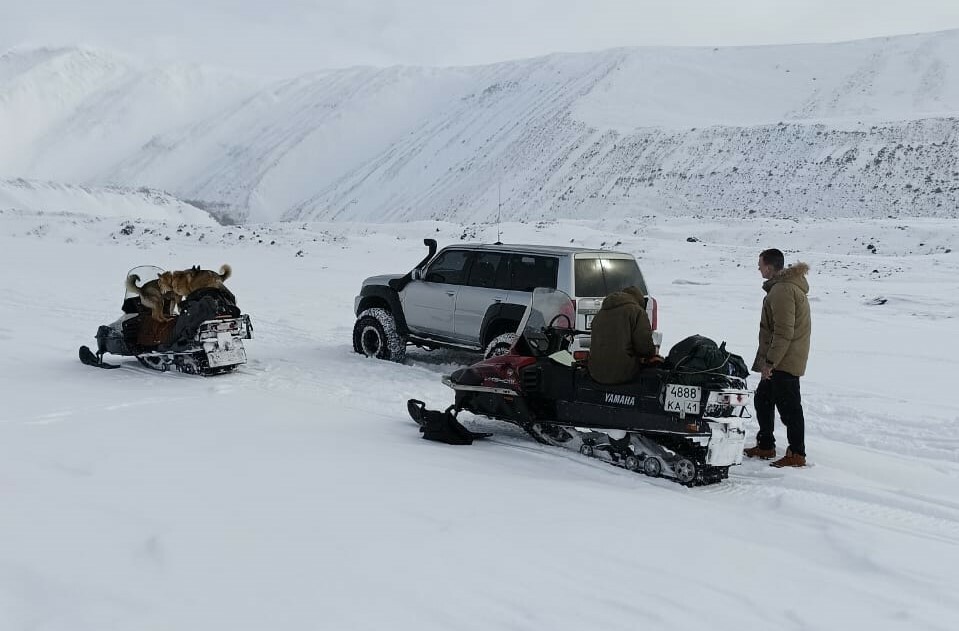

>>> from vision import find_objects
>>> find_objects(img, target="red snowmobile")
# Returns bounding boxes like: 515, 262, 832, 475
410, 288, 750, 486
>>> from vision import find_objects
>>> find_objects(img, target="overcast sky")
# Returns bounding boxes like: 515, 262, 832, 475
4, 0, 959, 76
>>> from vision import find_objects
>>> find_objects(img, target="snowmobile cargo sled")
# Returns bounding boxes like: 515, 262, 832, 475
410, 288, 750, 486
79, 265, 253, 375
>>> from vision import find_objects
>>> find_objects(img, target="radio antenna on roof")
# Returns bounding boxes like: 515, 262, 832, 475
496, 181, 502, 245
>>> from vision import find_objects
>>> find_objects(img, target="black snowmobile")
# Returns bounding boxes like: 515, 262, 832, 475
79, 265, 253, 375
409, 288, 750, 486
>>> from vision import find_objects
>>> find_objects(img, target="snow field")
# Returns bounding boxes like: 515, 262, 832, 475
1, 211, 958, 630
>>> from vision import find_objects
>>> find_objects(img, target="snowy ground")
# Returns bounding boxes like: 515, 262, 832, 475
1, 210, 958, 630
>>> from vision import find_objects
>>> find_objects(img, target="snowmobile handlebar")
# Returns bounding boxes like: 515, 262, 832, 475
542, 326, 589, 338
540, 314, 588, 338
523, 325, 589, 356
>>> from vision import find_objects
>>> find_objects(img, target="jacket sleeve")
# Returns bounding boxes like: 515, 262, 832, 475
631, 307, 657, 358
765, 285, 796, 368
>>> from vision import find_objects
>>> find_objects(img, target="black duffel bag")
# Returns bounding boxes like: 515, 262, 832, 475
666, 334, 749, 379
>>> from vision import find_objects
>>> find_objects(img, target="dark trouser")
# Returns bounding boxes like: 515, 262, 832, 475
754, 370, 805, 456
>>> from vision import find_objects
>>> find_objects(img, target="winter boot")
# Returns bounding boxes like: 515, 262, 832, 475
770, 448, 806, 468
744, 445, 776, 459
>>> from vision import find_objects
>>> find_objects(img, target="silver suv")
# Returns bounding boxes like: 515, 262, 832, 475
353, 239, 660, 362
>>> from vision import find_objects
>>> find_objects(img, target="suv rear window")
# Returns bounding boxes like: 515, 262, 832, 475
574, 258, 647, 297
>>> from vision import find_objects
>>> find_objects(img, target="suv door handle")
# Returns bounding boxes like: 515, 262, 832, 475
446, 290, 455, 296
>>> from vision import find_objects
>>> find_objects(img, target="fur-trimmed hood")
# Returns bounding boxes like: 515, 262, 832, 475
763, 262, 810, 294
600, 287, 645, 311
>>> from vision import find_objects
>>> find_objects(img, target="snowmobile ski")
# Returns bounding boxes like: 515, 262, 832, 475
407, 399, 493, 445
79, 345, 120, 369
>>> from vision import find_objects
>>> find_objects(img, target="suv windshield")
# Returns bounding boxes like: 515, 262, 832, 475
574, 258, 647, 297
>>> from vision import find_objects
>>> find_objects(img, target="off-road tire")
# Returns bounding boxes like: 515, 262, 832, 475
483, 332, 518, 359
353, 308, 407, 362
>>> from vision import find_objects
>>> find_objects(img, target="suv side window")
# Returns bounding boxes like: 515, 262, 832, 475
466, 252, 508, 289
509, 255, 558, 292
425, 250, 472, 285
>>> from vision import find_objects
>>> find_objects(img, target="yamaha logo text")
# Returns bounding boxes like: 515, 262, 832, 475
604, 393, 636, 406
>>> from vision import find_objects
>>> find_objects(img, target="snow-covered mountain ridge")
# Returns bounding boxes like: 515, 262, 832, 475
0, 178, 216, 224
2, 31, 958, 223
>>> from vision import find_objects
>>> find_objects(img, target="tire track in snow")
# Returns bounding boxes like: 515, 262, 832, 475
711, 466, 959, 544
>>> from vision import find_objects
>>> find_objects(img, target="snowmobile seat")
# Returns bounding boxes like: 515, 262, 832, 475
575, 368, 663, 398
137, 314, 177, 347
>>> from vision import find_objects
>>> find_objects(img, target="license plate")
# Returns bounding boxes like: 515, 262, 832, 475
664, 384, 701, 415
207, 346, 247, 367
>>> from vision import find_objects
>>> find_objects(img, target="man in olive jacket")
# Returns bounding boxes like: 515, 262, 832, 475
588, 286, 657, 385
745, 249, 812, 468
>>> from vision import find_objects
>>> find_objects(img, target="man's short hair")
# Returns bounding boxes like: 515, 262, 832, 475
759, 248, 785, 271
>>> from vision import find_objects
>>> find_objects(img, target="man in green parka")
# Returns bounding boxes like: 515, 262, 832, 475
588, 286, 658, 385
744, 249, 812, 468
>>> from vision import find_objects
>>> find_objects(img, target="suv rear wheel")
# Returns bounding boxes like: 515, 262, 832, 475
483, 332, 518, 359
353, 308, 407, 362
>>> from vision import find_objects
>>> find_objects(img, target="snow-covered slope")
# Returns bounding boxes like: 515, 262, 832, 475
1, 211, 958, 629
0, 178, 216, 225
104, 65, 478, 223
2, 32, 959, 223
0, 47, 264, 183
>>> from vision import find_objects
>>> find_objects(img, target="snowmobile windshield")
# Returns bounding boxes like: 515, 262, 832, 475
519, 288, 576, 338
124, 265, 165, 300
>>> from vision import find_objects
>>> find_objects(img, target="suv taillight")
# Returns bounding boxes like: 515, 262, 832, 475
647, 296, 658, 330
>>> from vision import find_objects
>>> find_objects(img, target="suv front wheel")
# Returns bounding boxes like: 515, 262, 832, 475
353, 308, 407, 362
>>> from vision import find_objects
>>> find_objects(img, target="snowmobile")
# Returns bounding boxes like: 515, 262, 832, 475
79, 265, 253, 375
409, 288, 750, 486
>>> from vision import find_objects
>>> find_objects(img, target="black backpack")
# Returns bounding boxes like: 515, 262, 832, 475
666, 335, 749, 378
